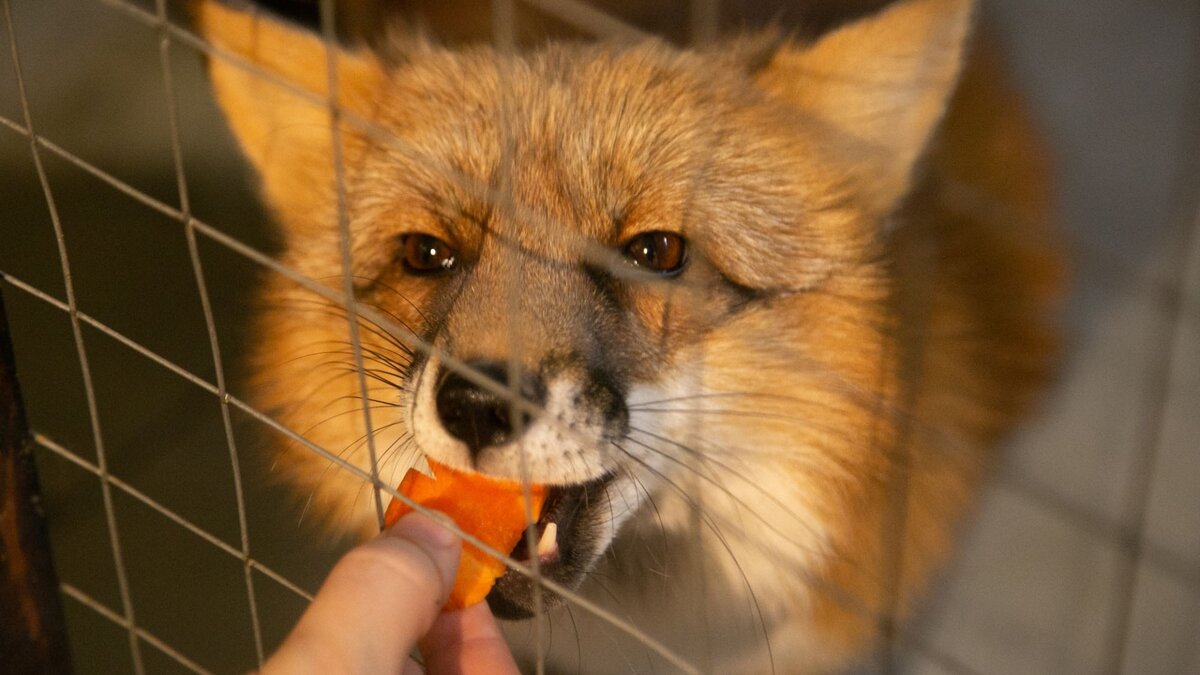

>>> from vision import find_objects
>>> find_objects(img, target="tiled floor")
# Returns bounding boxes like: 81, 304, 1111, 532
909, 1, 1200, 672
1, 1, 1197, 673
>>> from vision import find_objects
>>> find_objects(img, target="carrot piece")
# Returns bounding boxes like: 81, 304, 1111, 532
383, 459, 546, 611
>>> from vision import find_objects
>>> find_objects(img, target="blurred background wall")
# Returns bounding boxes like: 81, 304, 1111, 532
1, 0, 1197, 672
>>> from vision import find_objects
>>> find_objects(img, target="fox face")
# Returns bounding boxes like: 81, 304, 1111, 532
196, 0, 1058, 669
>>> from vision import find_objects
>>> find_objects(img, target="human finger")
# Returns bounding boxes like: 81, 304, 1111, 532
417, 601, 520, 675
262, 512, 461, 674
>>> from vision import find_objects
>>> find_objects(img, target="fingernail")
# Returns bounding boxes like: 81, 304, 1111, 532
389, 511, 460, 551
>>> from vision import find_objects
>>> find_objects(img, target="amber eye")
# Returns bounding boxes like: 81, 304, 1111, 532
399, 233, 457, 275
622, 231, 687, 276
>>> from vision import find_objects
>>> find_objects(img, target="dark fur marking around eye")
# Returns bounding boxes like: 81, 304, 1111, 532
582, 262, 624, 314
404, 313, 449, 384
406, 270, 473, 380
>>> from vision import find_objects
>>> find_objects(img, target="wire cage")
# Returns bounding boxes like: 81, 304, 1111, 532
1, 0, 1198, 673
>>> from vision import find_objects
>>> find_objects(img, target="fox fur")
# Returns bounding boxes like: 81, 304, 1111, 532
193, 0, 1061, 671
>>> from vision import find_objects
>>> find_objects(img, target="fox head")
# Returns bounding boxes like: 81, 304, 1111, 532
192, 0, 1016, 659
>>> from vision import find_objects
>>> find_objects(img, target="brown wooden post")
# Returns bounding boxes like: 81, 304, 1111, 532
0, 284, 72, 674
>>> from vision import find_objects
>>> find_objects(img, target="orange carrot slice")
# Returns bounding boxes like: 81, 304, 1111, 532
383, 459, 546, 611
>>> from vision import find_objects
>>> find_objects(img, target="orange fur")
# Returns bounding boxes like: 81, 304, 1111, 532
193, 0, 1061, 670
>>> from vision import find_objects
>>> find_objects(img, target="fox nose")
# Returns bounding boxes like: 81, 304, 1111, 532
435, 361, 544, 458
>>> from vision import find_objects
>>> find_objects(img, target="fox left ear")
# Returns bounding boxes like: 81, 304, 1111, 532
755, 0, 975, 217
191, 0, 387, 234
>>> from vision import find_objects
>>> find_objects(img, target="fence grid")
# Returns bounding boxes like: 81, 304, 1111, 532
1, 0, 1198, 673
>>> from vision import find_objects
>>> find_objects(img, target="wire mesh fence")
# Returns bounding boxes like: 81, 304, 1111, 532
1, 0, 1198, 673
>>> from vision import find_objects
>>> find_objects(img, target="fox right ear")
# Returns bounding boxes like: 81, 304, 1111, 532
754, 0, 975, 218
191, 0, 386, 231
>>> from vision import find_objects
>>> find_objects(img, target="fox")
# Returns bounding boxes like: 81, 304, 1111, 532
192, 0, 1061, 671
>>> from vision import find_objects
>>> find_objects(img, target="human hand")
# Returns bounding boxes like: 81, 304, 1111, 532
261, 512, 521, 674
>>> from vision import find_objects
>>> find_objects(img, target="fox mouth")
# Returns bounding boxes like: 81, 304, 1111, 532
487, 471, 617, 619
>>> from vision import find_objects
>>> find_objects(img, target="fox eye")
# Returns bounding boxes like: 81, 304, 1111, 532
399, 233, 457, 275
623, 231, 687, 276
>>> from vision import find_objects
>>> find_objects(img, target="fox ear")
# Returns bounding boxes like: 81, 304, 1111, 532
191, 0, 386, 231
755, 0, 974, 216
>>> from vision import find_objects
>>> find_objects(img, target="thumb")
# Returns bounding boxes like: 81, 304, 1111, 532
262, 512, 462, 674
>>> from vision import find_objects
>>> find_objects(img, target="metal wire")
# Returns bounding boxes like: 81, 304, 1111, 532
61, 583, 211, 675
0, 52, 934, 660
690, 0, 720, 45
151, 0, 267, 662
486, 21, 551, 671
3, 0, 1198, 673
520, 0, 647, 40
3, 70, 1197, 675
0, 94, 1013, 639
33, 432, 315, 603
2, 1, 144, 671
2, 264, 703, 673
317, 0, 387, 533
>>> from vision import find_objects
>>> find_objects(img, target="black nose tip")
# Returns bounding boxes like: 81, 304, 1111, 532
435, 361, 544, 457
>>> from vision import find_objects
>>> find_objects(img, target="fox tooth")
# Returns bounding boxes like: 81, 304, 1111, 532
537, 522, 558, 557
